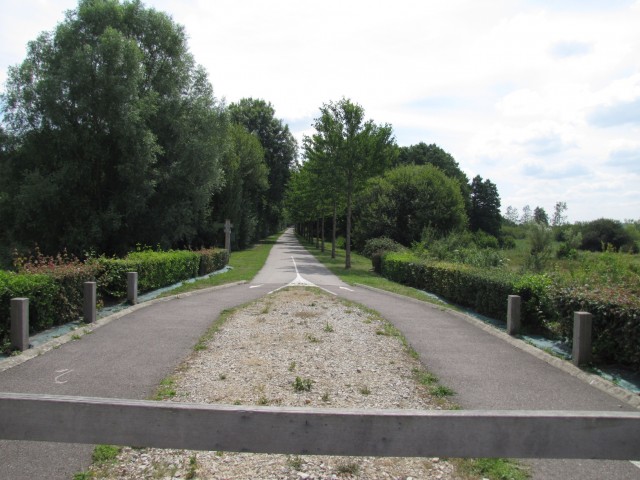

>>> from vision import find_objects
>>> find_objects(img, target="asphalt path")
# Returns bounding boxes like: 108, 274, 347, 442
0, 228, 638, 479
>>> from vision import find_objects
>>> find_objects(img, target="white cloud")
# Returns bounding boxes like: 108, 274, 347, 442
1, 0, 640, 221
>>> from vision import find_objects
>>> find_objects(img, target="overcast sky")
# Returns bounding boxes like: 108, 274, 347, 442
1, 0, 639, 222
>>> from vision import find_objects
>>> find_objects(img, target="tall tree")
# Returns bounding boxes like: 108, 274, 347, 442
396, 142, 471, 213
551, 201, 568, 227
469, 175, 501, 237
228, 98, 298, 236
308, 98, 396, 268
504, 205, 519, 224
521, 205, 533, 224
0, 0, 225, 255
533, 206, 549, 225
211, 123, 268, 249
353, 164, 467, 248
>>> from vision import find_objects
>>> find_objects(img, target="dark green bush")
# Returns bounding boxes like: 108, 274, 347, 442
197, 248, 229, 276
362, 237, 405, 274
380, 252, 640, 370
98, 250, 200, 298
0, 271, 60, 348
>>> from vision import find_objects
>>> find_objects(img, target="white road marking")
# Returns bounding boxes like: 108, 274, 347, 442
268, 257, 337, 296
631, 460, 640, 469
54, 369, 73, 384
339, 286, 354, 292
249, 285, 263, 289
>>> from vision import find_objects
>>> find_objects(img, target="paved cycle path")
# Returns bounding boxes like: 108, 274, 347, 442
0, 229, 638, 479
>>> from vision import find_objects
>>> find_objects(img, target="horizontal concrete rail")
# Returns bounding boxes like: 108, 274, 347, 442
1, 392, 639, 460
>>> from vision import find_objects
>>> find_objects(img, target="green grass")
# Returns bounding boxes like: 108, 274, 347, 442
453, 457, 530, 480
298, 236, 452, 308
159, 233, 281, 297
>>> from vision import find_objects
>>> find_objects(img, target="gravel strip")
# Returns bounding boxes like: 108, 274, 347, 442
86, 288, 462, 479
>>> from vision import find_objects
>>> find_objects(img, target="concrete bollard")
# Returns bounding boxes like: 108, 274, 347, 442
572, 311, 593, 367
10, 298, 29, 352
83, 282, 97, 324
507, 295, 521, 336
127, 272, 138, 305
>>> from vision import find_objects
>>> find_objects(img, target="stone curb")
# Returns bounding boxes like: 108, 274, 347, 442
355, 283, 640, 410
0, 281, 247, 374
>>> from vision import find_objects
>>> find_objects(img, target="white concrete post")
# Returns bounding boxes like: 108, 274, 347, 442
10, 298, 29, 352
83, 282, 96, 324
127, 272, 138, 305
572, 311, 593, 367
507, 295, 521, 336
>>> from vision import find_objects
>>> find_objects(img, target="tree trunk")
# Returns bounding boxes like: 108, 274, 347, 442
346, 189, 352, 269
321, 215, 325, 253
331, 201, 337, 259
315, 218, 320, 249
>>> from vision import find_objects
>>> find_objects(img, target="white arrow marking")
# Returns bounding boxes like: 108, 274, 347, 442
54, 369, 73, 384
249, 285, 263, 289
339, 286, 354, 292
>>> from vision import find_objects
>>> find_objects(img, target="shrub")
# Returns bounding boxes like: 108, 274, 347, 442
196, 248, 229, 276
0, 271, 59, 348
379, 251, 640, 370
362, 237, 405, 273
578, 218, 636, 252
98, 250, 200, 298
13, 248, 100, 325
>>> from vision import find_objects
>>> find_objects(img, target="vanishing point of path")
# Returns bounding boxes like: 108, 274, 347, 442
0, 229, 638, 479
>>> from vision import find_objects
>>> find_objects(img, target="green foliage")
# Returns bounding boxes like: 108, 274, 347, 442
229, 98, 298, 236
577, 218, 638, 253
416, 230, 505, 269
470, 175, 501, 237
13, 247, 101, 323
395, 142, 472, 214
98, 249, 200, 298
353, 164, 468, 249
1, 0, 225, 256
380, 250, 640, 370
362, 237, 406, 273
304, 97, 397, 268
525, 223, 554, 272
0, 271, 59, 348
212, 123, 269, 249
196, 248, 229, 276
92, 445, 122, 464
454, 458, 530, 480
292, 376, 313, 392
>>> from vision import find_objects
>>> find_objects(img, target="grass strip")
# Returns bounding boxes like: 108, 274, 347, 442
298, 236, 453, 308
159, 233, 281, 297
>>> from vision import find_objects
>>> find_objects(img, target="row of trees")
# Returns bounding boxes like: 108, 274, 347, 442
286, 98, 502, 268
0, 0, 296, 266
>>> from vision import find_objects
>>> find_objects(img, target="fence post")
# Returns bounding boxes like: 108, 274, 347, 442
83, 282, 97, 324
10, 298, 29, 352
572, 311, 593, 367
507, 295, 521, 336
127, 272, 138, 305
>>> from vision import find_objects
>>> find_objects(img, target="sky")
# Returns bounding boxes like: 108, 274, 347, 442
0, 0, 639, 223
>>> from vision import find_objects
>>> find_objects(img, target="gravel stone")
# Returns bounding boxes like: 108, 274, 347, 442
87, 288, 462, 479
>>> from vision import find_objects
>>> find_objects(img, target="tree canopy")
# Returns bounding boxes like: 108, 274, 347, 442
228, 98, 298, 237
353, 164, 468, 248
0, 0, 225, 255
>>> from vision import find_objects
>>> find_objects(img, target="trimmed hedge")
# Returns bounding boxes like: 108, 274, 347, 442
197, 248, 229, 276
98, 250, 200, 298
380, 252, 640, 371
1, 248, 230, 347
1, 271, 59, 346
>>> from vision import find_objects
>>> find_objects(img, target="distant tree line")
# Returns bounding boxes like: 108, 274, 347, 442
286, 98, 503, 268
0, 0, 296, 266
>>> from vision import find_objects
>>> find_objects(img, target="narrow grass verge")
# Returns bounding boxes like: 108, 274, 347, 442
298, 236, 454, 309
159, 232, 282, 297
